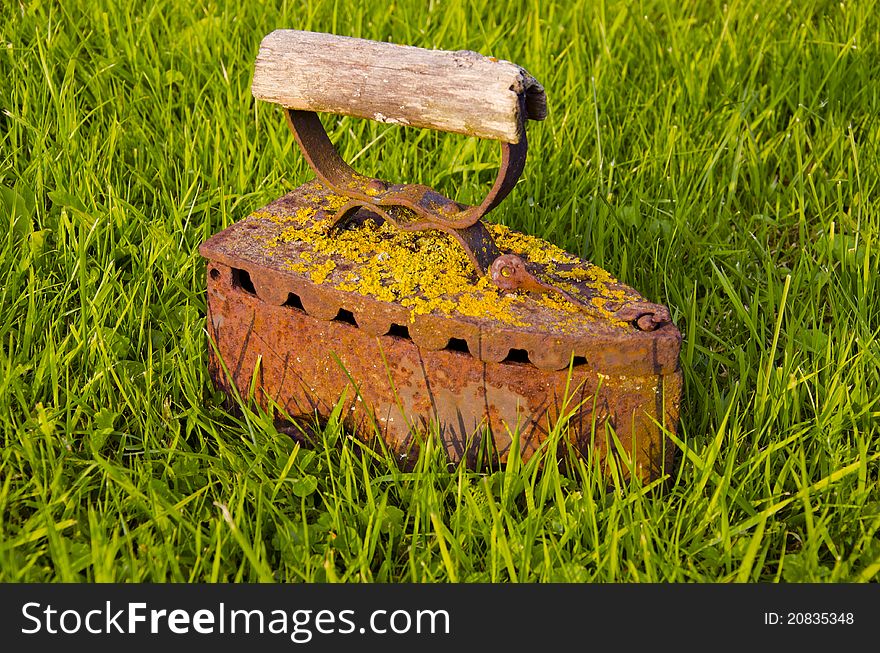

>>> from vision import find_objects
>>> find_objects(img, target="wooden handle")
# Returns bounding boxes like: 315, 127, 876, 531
251, 30, 546, 143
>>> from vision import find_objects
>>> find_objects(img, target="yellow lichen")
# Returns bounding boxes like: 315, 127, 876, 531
306, 259, 336, 284
491, 224, 580, 266
246, 195, 638, 330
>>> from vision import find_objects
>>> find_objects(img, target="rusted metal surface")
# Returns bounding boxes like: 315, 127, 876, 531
205, 259, 681, 479
489, 254, 671, 330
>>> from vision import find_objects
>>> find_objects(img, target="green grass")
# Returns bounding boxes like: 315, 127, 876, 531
1, 0, 878, 582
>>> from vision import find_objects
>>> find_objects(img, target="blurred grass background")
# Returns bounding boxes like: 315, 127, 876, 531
0, 0, 878, 581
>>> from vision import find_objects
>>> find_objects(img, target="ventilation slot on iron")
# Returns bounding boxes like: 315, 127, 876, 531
388, 323, 411, 340
283, 293, 305, 311
503, 348, 531, 364
334, 309, 358, 326
445, 338, 470, 354
231, 268, 256, 295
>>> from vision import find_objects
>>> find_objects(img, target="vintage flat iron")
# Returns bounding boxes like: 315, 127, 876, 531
200, 30, 682, 480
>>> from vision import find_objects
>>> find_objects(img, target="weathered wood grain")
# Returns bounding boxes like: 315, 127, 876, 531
251, 30, 546, 143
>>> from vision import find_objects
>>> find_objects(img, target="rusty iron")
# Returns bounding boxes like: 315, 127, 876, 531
199, 42, 683, 480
